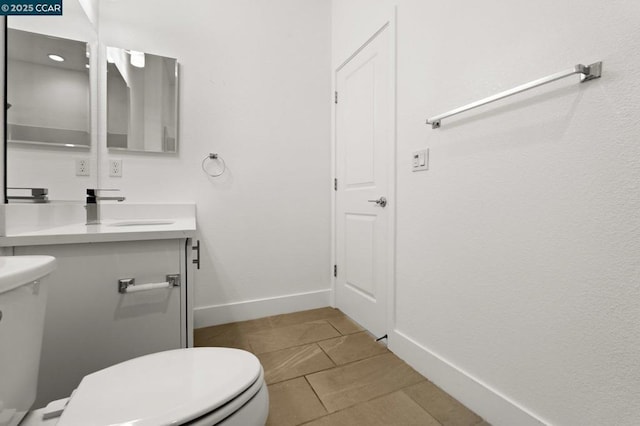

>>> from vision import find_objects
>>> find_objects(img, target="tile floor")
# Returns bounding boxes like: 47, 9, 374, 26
194, 307, 488, 426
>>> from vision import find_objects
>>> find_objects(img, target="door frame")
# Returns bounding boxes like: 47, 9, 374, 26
331, 11, 397, 339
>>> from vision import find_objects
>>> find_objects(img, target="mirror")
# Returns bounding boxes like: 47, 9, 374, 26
7, 29, 90, 149
106, 47, 178, 153
5, 0, 98, 203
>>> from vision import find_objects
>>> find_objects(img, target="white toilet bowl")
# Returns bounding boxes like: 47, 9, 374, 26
23, 347, 269, 426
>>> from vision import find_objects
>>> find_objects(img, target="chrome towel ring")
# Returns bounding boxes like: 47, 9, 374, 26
202, 153, 226, 177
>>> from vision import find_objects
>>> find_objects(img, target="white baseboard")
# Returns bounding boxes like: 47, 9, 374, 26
389, 330, 548, 426
194, 289, 332, 328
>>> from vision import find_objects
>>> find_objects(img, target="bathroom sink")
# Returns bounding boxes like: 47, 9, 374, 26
107, 220, 175, 227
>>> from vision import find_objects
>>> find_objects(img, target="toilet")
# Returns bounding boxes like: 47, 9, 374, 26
0, 257, 269, 426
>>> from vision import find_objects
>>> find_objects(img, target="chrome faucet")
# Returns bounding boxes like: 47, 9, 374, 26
86, 189, 126, 225
6, 187, 49, 203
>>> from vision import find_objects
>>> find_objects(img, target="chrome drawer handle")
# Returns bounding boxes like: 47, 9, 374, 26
118, 275, 180, 294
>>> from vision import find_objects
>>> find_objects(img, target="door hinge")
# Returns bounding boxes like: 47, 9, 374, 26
334, 178, 337, 191
334, 265, 337, 277
334, 91, 338, 104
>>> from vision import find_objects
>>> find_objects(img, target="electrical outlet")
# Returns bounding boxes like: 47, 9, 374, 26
110, 159, 123, 177
75, 159, 90, 176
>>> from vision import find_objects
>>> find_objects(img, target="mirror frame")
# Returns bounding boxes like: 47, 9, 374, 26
105, 46, 179, 155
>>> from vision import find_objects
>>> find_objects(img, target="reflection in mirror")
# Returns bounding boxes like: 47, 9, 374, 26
106, 47, 178, 153
7, 29, 90, 149
6, 0, 98, 203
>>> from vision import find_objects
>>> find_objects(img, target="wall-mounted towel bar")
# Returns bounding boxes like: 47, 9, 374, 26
118, 274, 181, 294
426, 61, 603, 129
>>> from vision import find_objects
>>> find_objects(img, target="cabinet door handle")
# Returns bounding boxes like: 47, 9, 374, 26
192, 240, 200, 269
118, 275, 180, 294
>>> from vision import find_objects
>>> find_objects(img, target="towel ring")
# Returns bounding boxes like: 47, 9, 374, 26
202, 153, 226, 177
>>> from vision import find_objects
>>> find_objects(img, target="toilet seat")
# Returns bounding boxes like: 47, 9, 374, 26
56, 347, 263, 425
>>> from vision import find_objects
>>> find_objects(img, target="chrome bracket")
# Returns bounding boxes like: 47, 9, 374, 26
579, 61, 602, 82
166, 274, 181, 287
427, 120, 441, 129
118, 278, 135, 294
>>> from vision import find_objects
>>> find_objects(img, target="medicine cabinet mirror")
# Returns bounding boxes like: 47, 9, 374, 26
4, 0, 98, 203
106, 47, 178, 153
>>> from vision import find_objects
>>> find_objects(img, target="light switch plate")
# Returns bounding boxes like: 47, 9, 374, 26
412, 149, 429, 172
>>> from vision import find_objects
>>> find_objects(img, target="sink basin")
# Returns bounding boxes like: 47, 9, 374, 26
107, 220, 175, 227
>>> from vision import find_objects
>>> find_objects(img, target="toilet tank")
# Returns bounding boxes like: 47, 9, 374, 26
0, 256, 56, 426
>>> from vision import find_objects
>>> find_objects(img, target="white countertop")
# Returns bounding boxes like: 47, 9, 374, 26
0, 203, 196, 247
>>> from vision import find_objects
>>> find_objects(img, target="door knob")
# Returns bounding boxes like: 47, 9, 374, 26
367, 197, 387, 208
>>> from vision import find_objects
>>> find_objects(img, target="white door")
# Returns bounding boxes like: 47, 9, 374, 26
335, 26, 392, 338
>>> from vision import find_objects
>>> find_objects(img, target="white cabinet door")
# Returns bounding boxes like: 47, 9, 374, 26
16, 239, 185, 408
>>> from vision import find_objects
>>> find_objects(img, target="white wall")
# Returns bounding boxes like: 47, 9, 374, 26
333, 1, 640, 425
9, 0, 96, 42
77, 0, 98, 29
99, 0, 332, 324
7, 146, 94, 201
8, 60, 89, 130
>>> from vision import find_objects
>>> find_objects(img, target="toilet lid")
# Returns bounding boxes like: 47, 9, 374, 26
58, 347, 262, 426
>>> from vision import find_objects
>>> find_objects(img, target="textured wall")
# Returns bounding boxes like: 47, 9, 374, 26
333, 0, 640, 424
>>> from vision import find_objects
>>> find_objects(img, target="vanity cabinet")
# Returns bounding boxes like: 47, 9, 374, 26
14, 238, 193, 408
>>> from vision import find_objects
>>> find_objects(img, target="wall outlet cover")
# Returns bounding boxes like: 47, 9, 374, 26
110, 159, 123, 177
75, 159, 90, 176
412, 149, 429, 172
